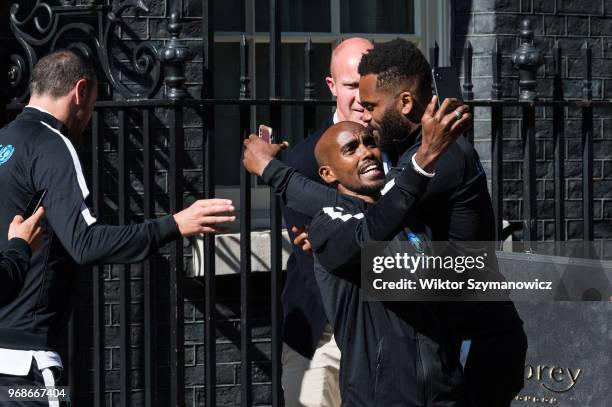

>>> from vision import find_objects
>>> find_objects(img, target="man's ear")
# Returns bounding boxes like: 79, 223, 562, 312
325, 76, 337, 97
319, 165, 337, 184
74, 79, 89, 106
399, 91, 414, 117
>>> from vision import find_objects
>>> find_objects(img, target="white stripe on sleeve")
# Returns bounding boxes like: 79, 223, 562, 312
40, 121, 97, 225
40, 121, 90, 199
380, 179, 395, 195
322, 207, 364, 222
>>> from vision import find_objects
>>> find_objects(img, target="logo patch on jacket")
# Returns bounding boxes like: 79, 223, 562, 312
406, 232, 425, 253
0, 145, 15, 166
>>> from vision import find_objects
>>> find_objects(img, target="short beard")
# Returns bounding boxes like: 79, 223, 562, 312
377, 105, 410, 152
345, 180, 385, 197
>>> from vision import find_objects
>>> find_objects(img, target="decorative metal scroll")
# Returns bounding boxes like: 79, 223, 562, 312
7, 0, 164, 101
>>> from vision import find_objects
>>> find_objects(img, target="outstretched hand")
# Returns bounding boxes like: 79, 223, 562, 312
173, 199, 236, 236
242, 134, 289, 177
416, 96, 472, 173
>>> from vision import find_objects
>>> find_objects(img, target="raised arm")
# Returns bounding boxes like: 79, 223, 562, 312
243, 135, 339, 217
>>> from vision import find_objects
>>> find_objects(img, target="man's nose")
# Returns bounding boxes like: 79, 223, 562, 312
358, 144, 375, 159
362, 109, 371, 123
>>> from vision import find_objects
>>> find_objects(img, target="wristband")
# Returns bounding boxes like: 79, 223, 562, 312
411, 153, 435, 178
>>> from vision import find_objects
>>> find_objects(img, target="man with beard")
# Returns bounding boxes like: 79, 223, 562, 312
246, 116, 471, 406
357, 39, 526, 407
244, 39, 527, 407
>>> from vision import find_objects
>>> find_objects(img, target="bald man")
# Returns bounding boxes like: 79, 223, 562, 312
280, 37, 372, 407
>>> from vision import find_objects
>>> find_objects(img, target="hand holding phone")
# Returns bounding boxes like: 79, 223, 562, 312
9, 205, 45, 249
24, 189, 47, 219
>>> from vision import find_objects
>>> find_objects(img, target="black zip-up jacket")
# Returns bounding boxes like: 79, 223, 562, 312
0, 238, 32, 306
307, 165, 465, 406
0, 107, 180, 350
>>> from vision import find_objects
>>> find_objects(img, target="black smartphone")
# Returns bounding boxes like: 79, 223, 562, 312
23, 189, 47, 219
432, 67, 463, 112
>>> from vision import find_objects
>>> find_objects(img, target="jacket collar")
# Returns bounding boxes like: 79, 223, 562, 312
20, 106, 70, 136
336, 191, 374, 212
383, 126, 422, 167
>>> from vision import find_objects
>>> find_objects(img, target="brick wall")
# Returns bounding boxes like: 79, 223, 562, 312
453, 0, 612, 243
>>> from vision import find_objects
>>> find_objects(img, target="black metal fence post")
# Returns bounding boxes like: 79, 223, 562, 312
552, 41, 566, 241
463, 41, 474, 144
269, 1, 283, 406
118, 109, 132, 407
512, 19, 543, 241
168, 105, 185, 407
201, 1, 217, 405
239, 33, 253, 407
160, 12, 192, 405
304, 37, 316, 138
582, 41, 594, 241
142, 108, 157, 407
160, 12, 192, 100
91, 109, 105, 407
491, 40, 504, 242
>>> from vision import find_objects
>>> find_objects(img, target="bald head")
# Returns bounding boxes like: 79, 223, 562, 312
330, 37, 373, 78
315, 121, 366, 167
326, 37, 373, 125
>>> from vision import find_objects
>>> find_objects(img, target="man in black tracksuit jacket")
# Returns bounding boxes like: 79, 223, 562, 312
356, 39, 526, 407
0, 50, 234, 402
308, 121, 467, 406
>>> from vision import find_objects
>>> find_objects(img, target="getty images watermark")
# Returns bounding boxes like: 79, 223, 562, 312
360, 241, 612, 302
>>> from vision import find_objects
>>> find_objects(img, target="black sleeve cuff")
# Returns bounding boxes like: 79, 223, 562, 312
155, 215, 182, 245
261, 158, 295, 193
394, 165, 431, 198
7, 238, 32, 259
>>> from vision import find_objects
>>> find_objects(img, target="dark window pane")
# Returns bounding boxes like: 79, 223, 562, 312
255, 43, 333, 146
256, 0, 331, 32
254, 43, 331, 99
214, 44, 241, 186
214, 0, 244, 31
340, 0, 414, 33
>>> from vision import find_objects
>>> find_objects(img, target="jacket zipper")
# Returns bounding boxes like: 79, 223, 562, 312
415, 335, 432, 407
373, 337, 384, 400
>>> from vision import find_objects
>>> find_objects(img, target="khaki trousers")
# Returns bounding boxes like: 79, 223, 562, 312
281, 325, 341, 407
